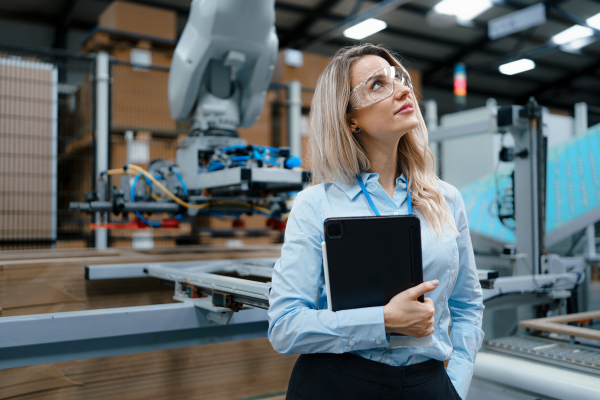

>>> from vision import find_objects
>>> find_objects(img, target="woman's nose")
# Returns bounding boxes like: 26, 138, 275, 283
393, 80, 410, 99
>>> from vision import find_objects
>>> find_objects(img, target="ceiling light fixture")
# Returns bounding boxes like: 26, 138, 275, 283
343, 18, 387, 40
551, 12, 600, 50
433, 0, 493, 23
498, 59, 536, 75
552, 25, 594, 45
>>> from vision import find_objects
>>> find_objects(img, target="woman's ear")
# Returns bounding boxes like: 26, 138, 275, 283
347, 115, 359, 133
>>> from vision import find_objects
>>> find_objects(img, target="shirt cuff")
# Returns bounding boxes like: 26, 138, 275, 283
336, 306, 389, 352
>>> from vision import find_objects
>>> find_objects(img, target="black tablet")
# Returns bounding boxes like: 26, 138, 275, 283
322, 215, 423, 312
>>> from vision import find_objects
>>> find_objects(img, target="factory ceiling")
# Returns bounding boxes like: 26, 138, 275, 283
1, 0, 599, 123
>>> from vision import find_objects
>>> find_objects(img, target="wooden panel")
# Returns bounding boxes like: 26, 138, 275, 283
0, 246, 291, 399
519, 311, 600, 341
1, 338, 296, 400
0, 246, 281, 316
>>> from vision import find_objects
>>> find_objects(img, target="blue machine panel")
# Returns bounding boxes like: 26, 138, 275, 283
459, 123, 600, 244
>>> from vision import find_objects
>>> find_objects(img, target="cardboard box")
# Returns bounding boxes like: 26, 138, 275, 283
99, 0, 177, 40
110, 63, 176, 132
272, 51, 331, 90
76, 39, 176, 133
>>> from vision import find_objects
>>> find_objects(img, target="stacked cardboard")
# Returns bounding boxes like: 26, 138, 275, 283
0, 57, 55, 248
0, 246, 298, 399
77, 0, 178, 133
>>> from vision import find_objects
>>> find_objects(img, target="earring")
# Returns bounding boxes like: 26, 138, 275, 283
354, 126, 361, 133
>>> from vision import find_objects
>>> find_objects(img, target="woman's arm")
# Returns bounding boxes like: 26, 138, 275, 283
267, 189, 389, 355
446, 187, 485, 399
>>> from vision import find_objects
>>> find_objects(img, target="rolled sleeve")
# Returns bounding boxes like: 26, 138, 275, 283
447, 188, 485, 399
267, 189, 389, 355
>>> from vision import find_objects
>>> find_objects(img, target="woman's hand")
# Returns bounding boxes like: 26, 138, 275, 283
383, 280, 439, 337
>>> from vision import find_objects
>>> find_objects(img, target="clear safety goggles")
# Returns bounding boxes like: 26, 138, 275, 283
348, 66, 413, 110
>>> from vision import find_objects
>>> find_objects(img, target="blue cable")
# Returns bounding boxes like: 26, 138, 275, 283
131, 173, 161, 227
208, 162, 224, 171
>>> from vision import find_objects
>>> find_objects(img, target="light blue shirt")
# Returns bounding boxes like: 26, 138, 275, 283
267, 171, 484, 399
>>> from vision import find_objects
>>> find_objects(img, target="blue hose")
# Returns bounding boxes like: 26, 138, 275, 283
170, 168, 188, 195
131, 173, 161, 227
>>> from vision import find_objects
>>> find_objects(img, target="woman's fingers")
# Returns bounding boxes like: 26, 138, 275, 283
402, 279, 439, 300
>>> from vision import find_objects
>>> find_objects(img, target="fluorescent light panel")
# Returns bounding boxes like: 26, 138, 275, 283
499, 59, 535, 75
551, 12, 600, 48
587, 12, 600, 29
343, 18, 387, 40
552, 25, 594, 45
433, 0, 492, 22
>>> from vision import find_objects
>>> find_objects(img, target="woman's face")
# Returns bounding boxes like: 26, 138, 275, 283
348, 55, 419, 145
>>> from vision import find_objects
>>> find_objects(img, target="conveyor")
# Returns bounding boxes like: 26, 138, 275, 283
2, 254, 586, 370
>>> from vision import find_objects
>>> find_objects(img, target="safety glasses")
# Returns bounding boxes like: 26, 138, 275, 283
348, 66, 413, 110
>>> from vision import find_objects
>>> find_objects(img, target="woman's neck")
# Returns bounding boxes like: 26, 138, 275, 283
363, 138, 401, 197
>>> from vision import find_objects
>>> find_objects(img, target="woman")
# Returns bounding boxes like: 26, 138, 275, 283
267, 43, 484, 400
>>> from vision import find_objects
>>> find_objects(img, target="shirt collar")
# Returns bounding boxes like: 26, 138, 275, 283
334, 171, 408, 200
333, 171, 378, 200
397, 173, 407, 184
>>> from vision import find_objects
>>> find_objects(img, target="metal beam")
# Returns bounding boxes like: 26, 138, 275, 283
0, 302, 268, 369
53, 0, 84, 49
280, 0, 342, 48
0, 10, 93, 32
517, 58, 600, 104
298, 0, 412, 51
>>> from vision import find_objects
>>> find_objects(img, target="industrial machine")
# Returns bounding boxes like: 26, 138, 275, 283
427, 99, 600, 399
70, 0, 308, 227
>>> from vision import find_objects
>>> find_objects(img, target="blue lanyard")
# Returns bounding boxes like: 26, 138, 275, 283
357, 175, 413, 216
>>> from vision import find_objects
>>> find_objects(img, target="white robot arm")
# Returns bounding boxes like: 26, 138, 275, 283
168, 0, 278, 134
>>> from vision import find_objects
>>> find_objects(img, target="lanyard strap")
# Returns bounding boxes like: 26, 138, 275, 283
357, 175, 413, 216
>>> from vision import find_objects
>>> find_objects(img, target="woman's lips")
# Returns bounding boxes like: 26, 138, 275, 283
396, 101, 414, 114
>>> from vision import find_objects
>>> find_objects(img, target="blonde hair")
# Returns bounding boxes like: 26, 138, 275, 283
308, 43, 457, 237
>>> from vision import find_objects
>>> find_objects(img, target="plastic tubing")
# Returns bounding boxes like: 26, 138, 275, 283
131, 173, 161, 227
107, 164, 273, 215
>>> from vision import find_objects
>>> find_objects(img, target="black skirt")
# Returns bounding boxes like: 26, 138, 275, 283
286, 353, 461, 400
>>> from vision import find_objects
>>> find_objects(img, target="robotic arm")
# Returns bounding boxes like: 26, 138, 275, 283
169, 0, 278, 134
70, 0, 307, 226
